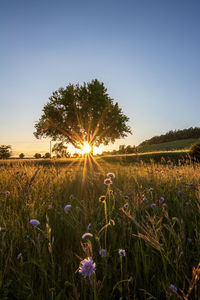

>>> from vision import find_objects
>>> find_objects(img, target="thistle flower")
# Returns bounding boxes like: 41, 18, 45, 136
169, 284, 178, 293
104, 178, 113, 185
64, 204, 72, 213
99, 249, 107, 258
29, 219, 40, 227
150, 203, 156, 208
82, 232, 93, 239
118, 249, 126, 256
107, 173, 115, 179
78, 257, 96, 278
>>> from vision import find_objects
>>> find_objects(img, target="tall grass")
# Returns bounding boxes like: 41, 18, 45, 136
0, 159, 200, 299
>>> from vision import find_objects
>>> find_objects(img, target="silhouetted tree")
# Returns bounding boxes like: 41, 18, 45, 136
34, 79, 132, 154
44, 152, 51, 159
19, 153, 25, 159
0, 145, 12, 159
34, 153, 42, 159
52, 142, 69, 158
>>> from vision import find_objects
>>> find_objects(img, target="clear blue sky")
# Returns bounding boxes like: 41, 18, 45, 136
0, 0, 200, 156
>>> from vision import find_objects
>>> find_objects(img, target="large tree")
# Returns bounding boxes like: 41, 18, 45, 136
34, 79, 132, 153
0, 145, 12, 159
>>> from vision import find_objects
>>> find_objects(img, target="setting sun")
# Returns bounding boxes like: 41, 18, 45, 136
81, 142, 91, 154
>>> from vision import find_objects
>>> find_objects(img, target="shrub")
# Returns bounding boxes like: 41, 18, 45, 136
190, 142, 200, 161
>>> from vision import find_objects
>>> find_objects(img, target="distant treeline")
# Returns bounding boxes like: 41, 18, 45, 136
139, 127, 200, 146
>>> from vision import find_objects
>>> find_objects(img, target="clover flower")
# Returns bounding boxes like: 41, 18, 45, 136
107, 173, 115, 179
82, 232, 93, 239
78, 257, 96, 278
64, 204, 72, 214
118, 249, 126, 256
29, 219, 40, 227
104, 178, 113, 185
99, 249, 107, 258
169, 284, 178, 293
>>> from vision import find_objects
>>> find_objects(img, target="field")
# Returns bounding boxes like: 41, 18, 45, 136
138, 138, 200, 153
1, 157, 200, 299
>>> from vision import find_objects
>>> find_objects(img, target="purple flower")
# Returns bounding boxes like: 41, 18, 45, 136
187, 238, 192, 243
87, 223, 91, 231
169, 284, 178, 293
82, 232, 93, 239
144, 197, 148, 202
17, 253, 22, 260
162, 203, 168, 210
189, 183, 194, 187
104, 178, 113, 185
107, 173, 115, 179
64, 204, 72, 213
78, 257, 96, 278
178, 190, 182, 195
118, 249, 126, 256
159, 197, 165, 204
150, 203, 156, 208
6, 191, 10, 195
29, 219, 40, 227
99, 249, 107, 258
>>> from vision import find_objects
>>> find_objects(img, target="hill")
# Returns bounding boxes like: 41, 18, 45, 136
138, 138, 200, 153
139, 127, 200, 147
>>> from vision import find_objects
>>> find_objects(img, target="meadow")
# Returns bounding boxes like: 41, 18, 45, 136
0, 157, 200, 299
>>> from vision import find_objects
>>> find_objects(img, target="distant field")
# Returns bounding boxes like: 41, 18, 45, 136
138, 138, 200, 153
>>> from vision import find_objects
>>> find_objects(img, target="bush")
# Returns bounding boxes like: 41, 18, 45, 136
190, 142, 200, 161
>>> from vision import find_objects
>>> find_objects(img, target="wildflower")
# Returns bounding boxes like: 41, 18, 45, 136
6, 191, 10, 195
189, 183, 194, 187
178, 190, 182, 195
187, 238, 192, 243
150, 203, 156, 208
118, 249, 126, 256
78, 257, 96, 278
48, 204, 52, 209
99, 249, 107, 258
99, 195, 106, 202
159, 197, 165, 204
162, 203, 168, 210
29, 219, 40, 227
64, 204, 72, 213
169, 284, 178, 293
87, 223, 91, 231
17, 253, 22, 260
144, 197, 148, 202
82, 232, 93, 239
107, 173, 115, 179
104, 178, 113, 185
124, 202, 129, 210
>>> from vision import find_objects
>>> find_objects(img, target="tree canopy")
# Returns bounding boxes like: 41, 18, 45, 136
34, 79, 132, 152
0, 145, 11, 159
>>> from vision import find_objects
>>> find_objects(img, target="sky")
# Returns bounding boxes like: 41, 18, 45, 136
0, 0, 200, 156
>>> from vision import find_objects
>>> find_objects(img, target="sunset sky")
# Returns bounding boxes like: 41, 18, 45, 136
0, 0, 200, 156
